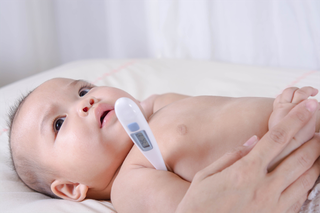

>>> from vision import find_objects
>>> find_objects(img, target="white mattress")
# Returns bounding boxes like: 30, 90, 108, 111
0, 59, 319, 212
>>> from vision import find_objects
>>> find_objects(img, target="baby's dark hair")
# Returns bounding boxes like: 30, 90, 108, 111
7, 90, 59, 199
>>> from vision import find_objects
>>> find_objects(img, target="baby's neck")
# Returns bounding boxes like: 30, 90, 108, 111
86, 164, 122, 200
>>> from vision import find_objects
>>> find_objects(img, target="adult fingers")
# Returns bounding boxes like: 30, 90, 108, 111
279, 137, 320, 212
286, 193, 308, 213
273, 134, 320, 192
195, 136, 258, 180
247, 99, 318, 170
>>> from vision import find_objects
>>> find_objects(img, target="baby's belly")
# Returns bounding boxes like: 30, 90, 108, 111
138, 96, 273, 182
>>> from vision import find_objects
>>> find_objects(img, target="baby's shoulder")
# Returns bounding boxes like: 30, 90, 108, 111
112, 146, 160, 194
111, 148, 188, 212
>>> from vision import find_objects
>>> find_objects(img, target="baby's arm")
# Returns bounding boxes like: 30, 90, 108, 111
140, 93, 190, 119
268, 87, 319, 170
111, 165, 190, 212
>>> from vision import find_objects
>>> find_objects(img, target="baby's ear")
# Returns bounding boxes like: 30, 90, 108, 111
51, 179, 88, 202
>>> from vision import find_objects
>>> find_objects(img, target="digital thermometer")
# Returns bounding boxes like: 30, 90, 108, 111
115, 97, 167, 171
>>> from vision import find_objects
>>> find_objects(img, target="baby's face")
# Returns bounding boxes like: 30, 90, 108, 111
12, 78, 136, 198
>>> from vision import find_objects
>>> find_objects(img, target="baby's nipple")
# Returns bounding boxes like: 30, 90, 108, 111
177, 124, 188, 135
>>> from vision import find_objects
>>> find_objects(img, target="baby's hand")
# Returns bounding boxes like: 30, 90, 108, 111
268, 87, 319, 170
269, 87, 318, 140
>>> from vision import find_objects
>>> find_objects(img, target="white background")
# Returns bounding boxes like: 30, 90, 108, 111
0, 0, 319, 87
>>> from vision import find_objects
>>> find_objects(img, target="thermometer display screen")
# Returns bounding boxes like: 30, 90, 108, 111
136, 132, 150, 148
131, 130, 153, 151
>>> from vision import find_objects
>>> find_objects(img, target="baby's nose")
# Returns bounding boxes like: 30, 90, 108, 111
79, 97, 97, 115
82, 98, 95, 112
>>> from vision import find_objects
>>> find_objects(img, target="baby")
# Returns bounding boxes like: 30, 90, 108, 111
8, 78, 320, 212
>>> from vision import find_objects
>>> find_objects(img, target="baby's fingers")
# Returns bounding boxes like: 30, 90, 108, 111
249, 99, 318, 170
278, 87, 318, 105
278, 87, 299, 103
292, 87, 318, 104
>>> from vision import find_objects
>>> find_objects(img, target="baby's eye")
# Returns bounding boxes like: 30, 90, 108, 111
79, 88, 91, 97
54, 117, 65, 132
78, 82, 95, 97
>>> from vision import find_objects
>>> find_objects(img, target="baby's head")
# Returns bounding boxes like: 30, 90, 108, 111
8, 78, 136, 201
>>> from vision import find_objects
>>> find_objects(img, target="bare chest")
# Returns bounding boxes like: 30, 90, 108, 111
131, 96, 273, 182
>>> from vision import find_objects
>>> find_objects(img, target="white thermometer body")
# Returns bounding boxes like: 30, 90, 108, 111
115, 97, 167, 171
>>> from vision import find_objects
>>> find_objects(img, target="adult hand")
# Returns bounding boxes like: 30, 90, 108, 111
176, 99, 320, 213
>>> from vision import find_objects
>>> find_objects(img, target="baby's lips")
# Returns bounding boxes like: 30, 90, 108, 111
94, 103, 114, 128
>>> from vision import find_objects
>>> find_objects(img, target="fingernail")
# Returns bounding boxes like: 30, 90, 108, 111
243, 135, 258, 147
306, 99, 317, 112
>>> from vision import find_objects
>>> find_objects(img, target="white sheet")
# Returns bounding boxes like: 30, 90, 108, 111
0, 59, 319, 212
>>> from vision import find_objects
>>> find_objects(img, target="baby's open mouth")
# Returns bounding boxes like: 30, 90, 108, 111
95, 103, 114, 128
100, 111, 110, 125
